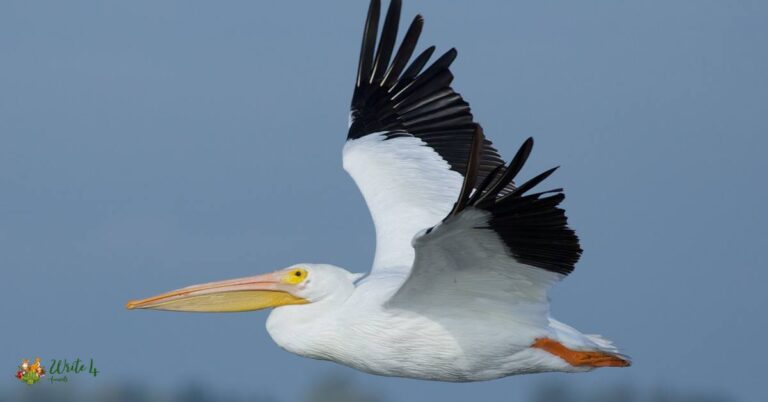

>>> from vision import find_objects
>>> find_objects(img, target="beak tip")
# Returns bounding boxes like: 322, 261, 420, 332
125, 300, 140, 310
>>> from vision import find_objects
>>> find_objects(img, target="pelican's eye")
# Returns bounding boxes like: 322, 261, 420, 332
283, 268, 308, 284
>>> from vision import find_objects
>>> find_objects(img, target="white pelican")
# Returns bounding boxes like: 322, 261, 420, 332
127, 0, 630, 381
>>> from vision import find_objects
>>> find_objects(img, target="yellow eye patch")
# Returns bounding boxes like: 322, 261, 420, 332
283, 268, 308, 284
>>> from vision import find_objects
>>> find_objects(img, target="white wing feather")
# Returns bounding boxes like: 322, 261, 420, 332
343, 133, 463, 273
385, 206, 562, 327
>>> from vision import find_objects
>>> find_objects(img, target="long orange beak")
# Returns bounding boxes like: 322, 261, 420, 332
126, 272, 308, 312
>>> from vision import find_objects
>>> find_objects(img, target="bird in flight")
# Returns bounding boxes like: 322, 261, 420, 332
127, 0, 630, 381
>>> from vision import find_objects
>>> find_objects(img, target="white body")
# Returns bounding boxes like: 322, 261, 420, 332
268, 269, 613, 381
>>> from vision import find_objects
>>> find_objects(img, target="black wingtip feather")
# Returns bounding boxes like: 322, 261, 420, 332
371, 0, 401, 84
448, 137, 582, 276
447, 125, 484, 218
473, 137, 534, 207
397, 46, 435, 85
381, 15, 423, 87
503, 166, 559, 202
467, 164, 505, 206
353, 0, 381, 108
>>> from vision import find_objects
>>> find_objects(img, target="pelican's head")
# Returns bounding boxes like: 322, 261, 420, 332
126, 264, 363, 312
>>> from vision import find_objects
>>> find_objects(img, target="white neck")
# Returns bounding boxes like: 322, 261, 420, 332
265, 285, 354, 360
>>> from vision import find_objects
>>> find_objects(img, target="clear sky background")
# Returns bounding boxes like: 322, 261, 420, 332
1, 0, 766, 401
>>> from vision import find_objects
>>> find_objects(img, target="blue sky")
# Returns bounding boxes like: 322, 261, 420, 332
1, 1, 766, 401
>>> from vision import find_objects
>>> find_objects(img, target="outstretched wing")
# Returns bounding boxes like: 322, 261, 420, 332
386, 126, 582, 324
343, 0, 509, 273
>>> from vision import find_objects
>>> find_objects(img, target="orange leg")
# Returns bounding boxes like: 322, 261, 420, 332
532, 338, 630, 368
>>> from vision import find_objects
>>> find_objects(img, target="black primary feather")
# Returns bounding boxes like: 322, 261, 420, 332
348, 0, 509, 191
447, 125, 485, 218
447, 127, 582, 276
